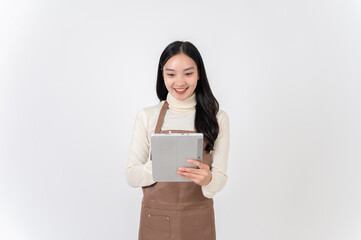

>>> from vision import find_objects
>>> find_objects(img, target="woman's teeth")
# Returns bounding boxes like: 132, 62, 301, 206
174, 88, 188, 94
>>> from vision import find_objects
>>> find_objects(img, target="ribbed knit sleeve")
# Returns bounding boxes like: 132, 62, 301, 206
125, 108, 155, 187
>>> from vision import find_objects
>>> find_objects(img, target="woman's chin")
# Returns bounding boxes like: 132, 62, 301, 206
169, 88, 196, 101
170, 91, 187, 100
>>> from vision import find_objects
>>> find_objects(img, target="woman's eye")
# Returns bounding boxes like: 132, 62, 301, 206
186, 72, 193, 76
167, 74, 175, 77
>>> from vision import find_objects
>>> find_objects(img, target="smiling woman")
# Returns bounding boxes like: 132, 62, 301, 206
126, 41, 230, 240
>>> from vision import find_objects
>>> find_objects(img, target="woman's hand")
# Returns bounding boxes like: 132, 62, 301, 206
177, 159, 212, 186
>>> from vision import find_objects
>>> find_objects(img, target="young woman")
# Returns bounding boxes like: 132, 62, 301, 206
126, 41, 230, 240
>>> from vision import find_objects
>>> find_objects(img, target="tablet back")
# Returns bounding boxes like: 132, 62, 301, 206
151, 133, 203, 182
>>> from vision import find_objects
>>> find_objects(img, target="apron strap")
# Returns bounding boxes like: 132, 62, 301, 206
155, 101, 169, 133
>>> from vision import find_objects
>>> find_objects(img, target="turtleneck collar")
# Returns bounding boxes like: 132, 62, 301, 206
166, 92, 196, 112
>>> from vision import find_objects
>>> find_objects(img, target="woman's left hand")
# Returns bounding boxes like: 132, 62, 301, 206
177, 159, 212, 186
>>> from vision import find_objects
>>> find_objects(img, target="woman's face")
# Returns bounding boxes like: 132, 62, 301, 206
162, 53, 199, 101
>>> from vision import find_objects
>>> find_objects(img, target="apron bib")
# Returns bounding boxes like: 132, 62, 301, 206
138, 101, 216, 240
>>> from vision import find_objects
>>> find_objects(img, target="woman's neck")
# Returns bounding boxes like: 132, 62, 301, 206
166, 92, 196, 112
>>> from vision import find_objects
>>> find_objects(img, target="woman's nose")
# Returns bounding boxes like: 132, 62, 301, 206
175, 75, 186, 84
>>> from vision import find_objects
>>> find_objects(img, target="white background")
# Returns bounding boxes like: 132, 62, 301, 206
1, 0, 361, 239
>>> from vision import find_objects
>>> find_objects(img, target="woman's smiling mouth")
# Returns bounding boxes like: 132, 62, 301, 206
174, 88, 188, 94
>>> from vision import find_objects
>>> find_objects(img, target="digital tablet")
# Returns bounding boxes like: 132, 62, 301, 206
151, 133, 203, 182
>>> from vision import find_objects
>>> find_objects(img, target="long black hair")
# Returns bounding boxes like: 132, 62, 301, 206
156, 41, 219, 153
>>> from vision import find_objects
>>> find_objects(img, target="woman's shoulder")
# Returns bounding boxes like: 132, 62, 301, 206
136, 100, 165, 120
216, 108, 229, 124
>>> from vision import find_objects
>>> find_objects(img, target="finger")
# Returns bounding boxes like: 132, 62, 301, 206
177, 171, 203, 185
178, 167, 200, 174
177, 171, 200, 180
180, 174, 200, 185
187, 159, 209, 170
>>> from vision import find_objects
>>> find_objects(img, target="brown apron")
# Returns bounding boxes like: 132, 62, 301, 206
138, 101, 216, 240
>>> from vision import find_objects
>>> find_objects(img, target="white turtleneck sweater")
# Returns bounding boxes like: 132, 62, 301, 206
125, 92, 230, 198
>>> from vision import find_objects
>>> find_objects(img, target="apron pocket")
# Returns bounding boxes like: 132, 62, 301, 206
141, 208, 171, 240
180, 207, 215, 240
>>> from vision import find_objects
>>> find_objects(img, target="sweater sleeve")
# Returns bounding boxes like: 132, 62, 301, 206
201, 110, 230, 198
125, 108, 156, 187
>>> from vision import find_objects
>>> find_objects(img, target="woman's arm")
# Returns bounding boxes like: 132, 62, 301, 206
125, 109, 155, 187
201, 110, 230, 198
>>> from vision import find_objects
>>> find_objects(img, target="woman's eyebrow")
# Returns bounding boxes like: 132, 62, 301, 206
165, 67, 194, 71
